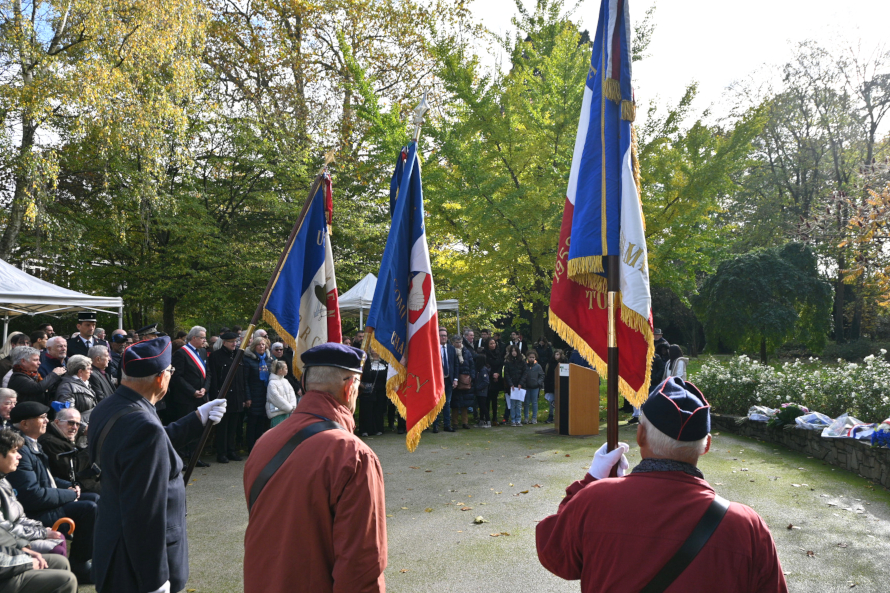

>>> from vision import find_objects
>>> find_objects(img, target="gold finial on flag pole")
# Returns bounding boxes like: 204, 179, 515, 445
412, 90, 430, 142
323, 148, 336, 166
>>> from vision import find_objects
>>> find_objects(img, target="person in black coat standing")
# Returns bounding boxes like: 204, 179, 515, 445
208, 332, 249, 463
169, 326, 210, 466
87, 336, 226, 593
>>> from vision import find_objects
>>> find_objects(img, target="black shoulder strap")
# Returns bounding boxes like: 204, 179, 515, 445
248, 420, 344, 514
640, 494, 731, 593
93, 405, 140, 468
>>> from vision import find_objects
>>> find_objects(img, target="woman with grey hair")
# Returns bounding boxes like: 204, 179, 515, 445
55, 354, 100, 420
7, 347, 65, 405
0, 332, 29, 380
88, 344, 115, 399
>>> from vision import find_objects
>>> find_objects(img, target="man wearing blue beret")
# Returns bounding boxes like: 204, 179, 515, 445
243, 342, 387, 593
537, 377, 788, 592
88, 337, 227, 593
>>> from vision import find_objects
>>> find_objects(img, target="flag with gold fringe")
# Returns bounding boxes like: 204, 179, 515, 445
262, 173, 342, 377
364, 141, 444, 451
549, 0, 654, 406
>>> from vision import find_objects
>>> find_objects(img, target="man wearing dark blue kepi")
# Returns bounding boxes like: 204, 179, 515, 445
88, 337, 227, 593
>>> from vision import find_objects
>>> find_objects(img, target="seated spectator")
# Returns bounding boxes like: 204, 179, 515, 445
87, 345, 115, 401
7, 348, 65, 405
38, 408, 96, 494
7, 402, 98, 583
37, 337, 67, 380
0, 428, 67, 555
55, 355, 100, 422
0, 335, 30, 383
0, 390, 15, 429
29, 331, 48, 352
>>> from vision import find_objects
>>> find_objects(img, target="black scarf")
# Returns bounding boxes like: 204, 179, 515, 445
630, 457, 704, 480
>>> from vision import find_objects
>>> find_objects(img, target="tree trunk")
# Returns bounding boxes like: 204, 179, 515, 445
531, 301, 546, 343
834, 256, 846, 343
850, 288, 863, 342
760, 337, 767, 364
162, 296, 178, 335
0, 117, 37, 260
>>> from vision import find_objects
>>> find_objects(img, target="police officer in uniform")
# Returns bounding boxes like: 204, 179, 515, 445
88, 337, 227, 593
67, 312, 108, 358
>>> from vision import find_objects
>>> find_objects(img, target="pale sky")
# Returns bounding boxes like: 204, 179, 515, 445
471, 0, 890, 123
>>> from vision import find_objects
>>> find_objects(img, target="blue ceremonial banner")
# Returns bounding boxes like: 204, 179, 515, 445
365, 141, 444, 451
389, 147, 407, 217
549, 0, 654, 406
263, 175, 341, 377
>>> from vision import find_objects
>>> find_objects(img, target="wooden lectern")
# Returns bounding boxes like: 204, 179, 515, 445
554, 363, 600, 436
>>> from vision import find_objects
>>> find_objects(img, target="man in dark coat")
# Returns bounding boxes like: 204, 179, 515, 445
87, 336, 226, 593
66, 312, 108, 359
88, 345, 116, 402
169, 326, 209, 466
7, 402, 98, 582
432, 328, 458, 433
208, 332, 248, 463
37, 336, 67, 380
38, 407, 98, 493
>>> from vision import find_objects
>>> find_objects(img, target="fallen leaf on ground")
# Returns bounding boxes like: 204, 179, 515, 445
520, 490, 529, 494
565, 454, 571, 457
424, 508, 433, 513
401, 507, 408, 510
786, 524, 800, 530
532, 484, 542, 488
386, 514, 393, 517
400, 569, 409, 573
461, 507, 472, 511
490, 533, 501, 537
791, 484, 800, 487
425, 470, 432, 473
473, 516, 488, 524
409, 466, 420, 469
806, 551, 815, 557
837, 543, 848, 548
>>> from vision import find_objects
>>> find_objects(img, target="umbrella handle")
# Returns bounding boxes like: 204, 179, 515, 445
52, 518, 75, 535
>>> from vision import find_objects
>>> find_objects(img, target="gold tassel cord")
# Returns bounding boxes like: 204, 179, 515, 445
604, 78, 622, 104
621, 100, 636, 122
549, 306, 655, 408
405, 394, 445, 453
367, 330, 446, 452
263, 310, 301, 377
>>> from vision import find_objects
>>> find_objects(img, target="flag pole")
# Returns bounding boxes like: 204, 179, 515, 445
607, 254, 620, 475
412, 90, 429, 142
183, 153, 335, 485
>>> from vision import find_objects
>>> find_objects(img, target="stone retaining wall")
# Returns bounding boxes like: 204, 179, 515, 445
711, 413, 890, 490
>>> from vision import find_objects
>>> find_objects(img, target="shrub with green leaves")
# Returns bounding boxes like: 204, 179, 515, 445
693, 354, 890, 422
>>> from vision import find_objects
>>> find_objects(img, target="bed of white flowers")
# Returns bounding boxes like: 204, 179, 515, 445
692, 352, 890, 422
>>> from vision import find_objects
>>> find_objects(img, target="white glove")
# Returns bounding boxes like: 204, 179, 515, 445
148, 581, 171, 593
197, 399, 227, 426
588, 442, 630, 480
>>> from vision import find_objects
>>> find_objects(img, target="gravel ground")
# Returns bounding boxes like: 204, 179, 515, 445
78, 420, 890, 592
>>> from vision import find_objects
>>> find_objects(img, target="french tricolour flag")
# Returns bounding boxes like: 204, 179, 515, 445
549, 0, 654, 407
365, 142, 444, 451
263, 174, 342, 377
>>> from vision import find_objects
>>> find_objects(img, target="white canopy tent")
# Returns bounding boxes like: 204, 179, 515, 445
0, 258, 124, 341
338, 273, 461, 331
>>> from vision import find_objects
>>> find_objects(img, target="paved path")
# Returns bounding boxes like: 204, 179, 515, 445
80, 420, 890, 592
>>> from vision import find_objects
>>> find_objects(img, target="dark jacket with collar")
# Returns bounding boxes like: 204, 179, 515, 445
37, 352, 65, 382
66, 336, 108, 359
5, 432, 76, 521
503, 355, 528, 389
439, 342, 458, 382
37, 421, 90, 488
88, 385, 204, 593
242, 349, 271, 415
169, 345, 209, 420
89, 366, 115, 401
7, 372, 62, 406
208, 346, 248, 408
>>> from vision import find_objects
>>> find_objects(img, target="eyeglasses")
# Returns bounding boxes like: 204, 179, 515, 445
61, 420, 80, 428
157, 366, 175, 376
